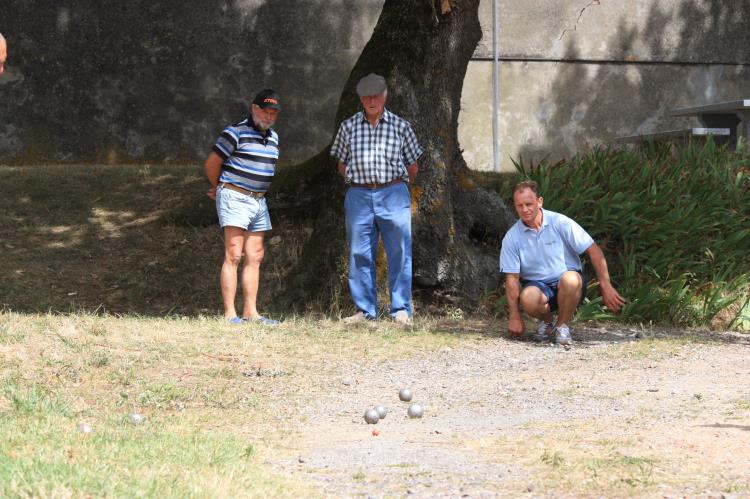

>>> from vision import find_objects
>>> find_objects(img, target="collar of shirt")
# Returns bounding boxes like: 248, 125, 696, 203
521, 208, 550, 233
357, 107, 393, 126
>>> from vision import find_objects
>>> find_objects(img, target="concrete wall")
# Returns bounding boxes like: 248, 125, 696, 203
1, 1, 748, 170
460, 0, 750, 171
0, 0, 384, 164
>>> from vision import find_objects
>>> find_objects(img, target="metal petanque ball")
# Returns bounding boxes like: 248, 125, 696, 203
78, 423, 93, 434
375, 405, 388, 419
398, 388, 413, 402
364, 408, 380, 424
407, 403, 424, 418
130, 413, 146, 425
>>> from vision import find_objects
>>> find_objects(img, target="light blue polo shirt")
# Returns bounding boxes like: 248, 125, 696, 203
499, 209, 594, 282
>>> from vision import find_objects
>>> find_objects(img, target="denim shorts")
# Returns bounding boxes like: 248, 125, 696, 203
215, 185, 272, 232
522, 271, 587, 312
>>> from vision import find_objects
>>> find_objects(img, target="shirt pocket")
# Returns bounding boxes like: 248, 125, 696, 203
382, 136, 402, 164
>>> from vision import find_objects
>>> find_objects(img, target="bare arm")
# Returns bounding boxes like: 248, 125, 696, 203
505, 273, 525, 336
204, 152, 224, 200
337, 161, 346, 178
406, 161, 418, 182
585, 243, 625, 313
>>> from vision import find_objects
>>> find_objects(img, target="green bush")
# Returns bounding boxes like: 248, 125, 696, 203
513, 141, 750, 330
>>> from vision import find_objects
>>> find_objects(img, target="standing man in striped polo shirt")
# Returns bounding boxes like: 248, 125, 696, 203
331, 74, 423, 325
204, 89, 281, 325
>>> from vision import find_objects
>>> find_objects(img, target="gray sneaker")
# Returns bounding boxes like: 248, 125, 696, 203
534, 321, 553, 342
554, 324, 573, 345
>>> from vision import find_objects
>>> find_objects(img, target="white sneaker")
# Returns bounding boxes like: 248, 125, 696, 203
343, 311, 368, 324
393, 310, 412, 326
554, 324, 573, 345
534, 321, 553, 342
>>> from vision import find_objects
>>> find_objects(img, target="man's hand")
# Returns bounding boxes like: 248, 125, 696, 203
338, 161, 346, 178
600, 283, 625, 314
204, 152, 223, 200
504, 273, 524, 337
585, 243, 626, 314
406, 162, 418, 182
508, 316, 525, 337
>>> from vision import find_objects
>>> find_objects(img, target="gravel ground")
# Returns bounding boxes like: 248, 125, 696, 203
264, 323, 750, 497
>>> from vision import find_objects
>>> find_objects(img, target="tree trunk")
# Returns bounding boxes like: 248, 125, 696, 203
275, 0, 515, 315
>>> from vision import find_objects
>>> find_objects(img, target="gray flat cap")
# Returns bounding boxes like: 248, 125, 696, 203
356, 73, 387, 97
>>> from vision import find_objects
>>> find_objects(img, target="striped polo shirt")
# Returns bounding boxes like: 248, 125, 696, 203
212, 116, 279, 193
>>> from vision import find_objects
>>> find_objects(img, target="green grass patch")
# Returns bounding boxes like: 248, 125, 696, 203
0, 413, 294, 497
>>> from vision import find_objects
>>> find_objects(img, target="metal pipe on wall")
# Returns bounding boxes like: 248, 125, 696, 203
492, 0, 500, 172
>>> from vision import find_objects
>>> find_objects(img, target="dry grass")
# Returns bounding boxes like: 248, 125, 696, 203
463, 415, 750, 497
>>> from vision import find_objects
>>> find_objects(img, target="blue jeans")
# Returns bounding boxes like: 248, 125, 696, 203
344, 182, 412, 318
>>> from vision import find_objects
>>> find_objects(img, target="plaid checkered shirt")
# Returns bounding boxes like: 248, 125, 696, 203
330, 108, 423, 184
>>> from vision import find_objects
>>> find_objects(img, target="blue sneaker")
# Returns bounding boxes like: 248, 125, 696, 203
244, 316, 280, 326
227, 317, 243, 325
554, 324, 573, 345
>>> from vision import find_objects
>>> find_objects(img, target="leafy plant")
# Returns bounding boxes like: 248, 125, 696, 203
506, 141, 749, 330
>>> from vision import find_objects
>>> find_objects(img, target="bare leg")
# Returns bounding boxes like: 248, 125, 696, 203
519, 286, 554, 323
221, 226, 246, 319
241, 231, 266, 320
555, 271, 583, 327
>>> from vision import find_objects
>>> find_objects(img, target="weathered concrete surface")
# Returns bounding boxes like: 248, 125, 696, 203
0, 0, 384, 164
459, 60, 750, 172
476, 0, 750, 64
463, 0, 750, 171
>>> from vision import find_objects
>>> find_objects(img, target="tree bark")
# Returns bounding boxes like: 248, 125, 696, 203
275, 0, 515, 314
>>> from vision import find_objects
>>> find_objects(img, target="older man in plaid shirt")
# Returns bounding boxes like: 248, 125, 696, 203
330, 73, 423, 325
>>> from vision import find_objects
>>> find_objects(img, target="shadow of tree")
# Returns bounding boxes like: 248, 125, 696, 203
0, 163, 314, 317
516, 0, 750, 167
0, 165, 220, 315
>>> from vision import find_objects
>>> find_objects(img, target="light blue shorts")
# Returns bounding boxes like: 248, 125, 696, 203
215, 185, 272, 232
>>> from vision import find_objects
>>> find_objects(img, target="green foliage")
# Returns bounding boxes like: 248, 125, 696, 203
515, 141, 750, 329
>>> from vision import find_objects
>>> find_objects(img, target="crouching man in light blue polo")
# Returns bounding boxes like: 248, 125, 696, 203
330, 73, 423, 326
500, 180, 625, 344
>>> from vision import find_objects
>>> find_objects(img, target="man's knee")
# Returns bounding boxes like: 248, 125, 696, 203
519, 286, 547, 313
558, 271, 583, 292
245, 246, 265, 266
224, 251, 242, 266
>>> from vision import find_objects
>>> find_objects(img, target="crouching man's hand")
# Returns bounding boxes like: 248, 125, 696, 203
508, 316, 525, 337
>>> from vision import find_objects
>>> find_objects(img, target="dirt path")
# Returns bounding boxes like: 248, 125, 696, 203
267, 325, 750, 497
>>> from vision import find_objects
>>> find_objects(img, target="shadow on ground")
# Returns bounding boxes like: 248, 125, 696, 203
0, 164, 313, 316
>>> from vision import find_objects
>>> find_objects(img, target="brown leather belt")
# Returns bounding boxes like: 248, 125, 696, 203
350, 178, 404, 189
219, 182, 265, 198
